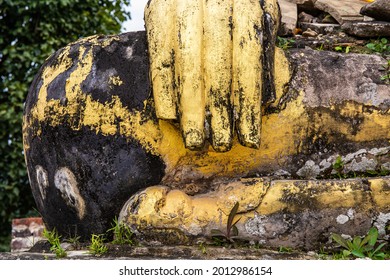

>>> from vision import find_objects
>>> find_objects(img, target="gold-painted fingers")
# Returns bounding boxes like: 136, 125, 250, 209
203, 0, 234, 152
232, 0, 263, 148
175, 0, 205, 149
145, 0, 177, 120
146, 0, 280, 151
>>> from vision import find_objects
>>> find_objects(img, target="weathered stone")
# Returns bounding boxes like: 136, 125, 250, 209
296, 0, 319, 14
0, 245, 320, 260
302, 28, 318, 37
314, 0, 366, 24
23, 33, 166, 239
299, 11, 315, 23
299, 22, 341, 34
23, 32, 390, 245
146, 0, 280, 152
119, 177, 390, 250
360, 0, 390, 22
278, 0, 298, 36
341, 21, 390, 38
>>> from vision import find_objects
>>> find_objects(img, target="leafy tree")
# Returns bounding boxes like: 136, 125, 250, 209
0, 0, 130, 251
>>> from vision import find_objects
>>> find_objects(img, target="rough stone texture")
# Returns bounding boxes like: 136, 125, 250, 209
341, 21, 390, 38
0, 245, 320, 260
314, 0, 366, 24
299, 22, 341, 34
295, 0, 319, 14
23, 33, 166, 240
119, 177, 390, 250
360, 0, 390, 22
279, 0, 298, 35
23, 31, 389, 246
290, 49, 389, 109
11, 218, 45, 252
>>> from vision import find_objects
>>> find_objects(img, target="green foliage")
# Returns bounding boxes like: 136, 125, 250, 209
211, 202, 241, 243
0, 0, 130, 252
331, 227, 387, 260
278, 246, 294, 253
332, 155, 345, 179
198, 242, 207, 254
43, 228, 67, 258
88, 234, 108, 256
65, 234, 81, 249
108, 217, 136, 245
277, 37, 295, 50
381, 60, 390, 84
334, 45, 351, 54
366, 38, 390, 54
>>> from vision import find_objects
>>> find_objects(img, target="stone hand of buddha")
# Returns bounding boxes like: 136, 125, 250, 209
145, 0, 279, 152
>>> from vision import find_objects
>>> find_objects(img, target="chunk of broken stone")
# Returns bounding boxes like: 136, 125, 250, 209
302, 28, 318, 37
314, 0, 366, 24
299, 22, 341, 34
342, 21, 390, 38
360, 0, 390, 22
278, 0, 298, 36
299, 11, 315, 23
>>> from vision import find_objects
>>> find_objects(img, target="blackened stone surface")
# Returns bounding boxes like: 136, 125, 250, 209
24, 32, 165, 239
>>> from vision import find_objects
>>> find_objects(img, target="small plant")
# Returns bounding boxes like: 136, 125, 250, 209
88, 234, 108, 256
331, 227, 386, 260
211, 202, 241, 243
277, 37, 295, 50
278, 246, 294, 253
366, 38, 389, 54
199, 242, 207, 254
65, 234, 81, 249
334, 45, 350, 54
380, 60, 390, 84
108, 218, 136, 245
332, 155, 345, 179
316, 43, 325, 51
42, 228, 67, 259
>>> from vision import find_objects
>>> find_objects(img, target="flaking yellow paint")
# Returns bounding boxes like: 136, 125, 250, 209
119, 177, 390, 236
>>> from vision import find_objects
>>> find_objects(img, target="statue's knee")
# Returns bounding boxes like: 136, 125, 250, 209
23, 34, 166, 238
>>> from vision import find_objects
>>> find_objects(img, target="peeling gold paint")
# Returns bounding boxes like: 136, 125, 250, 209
145, 0, 177, 120
24, 33, 389, 183
120, 178, 270, 231
232, 0, 263, 149
204, 0, 233, 151
109, 76, 123, 87
145, 0, 280, 151
273, 48, 291, 105
311, 102, 390, 143
26, 36, 162, 156
369, 178, 390, 210
119, 177, 390, 237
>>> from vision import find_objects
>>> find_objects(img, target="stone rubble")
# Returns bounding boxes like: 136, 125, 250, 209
279, 0, 390, 38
